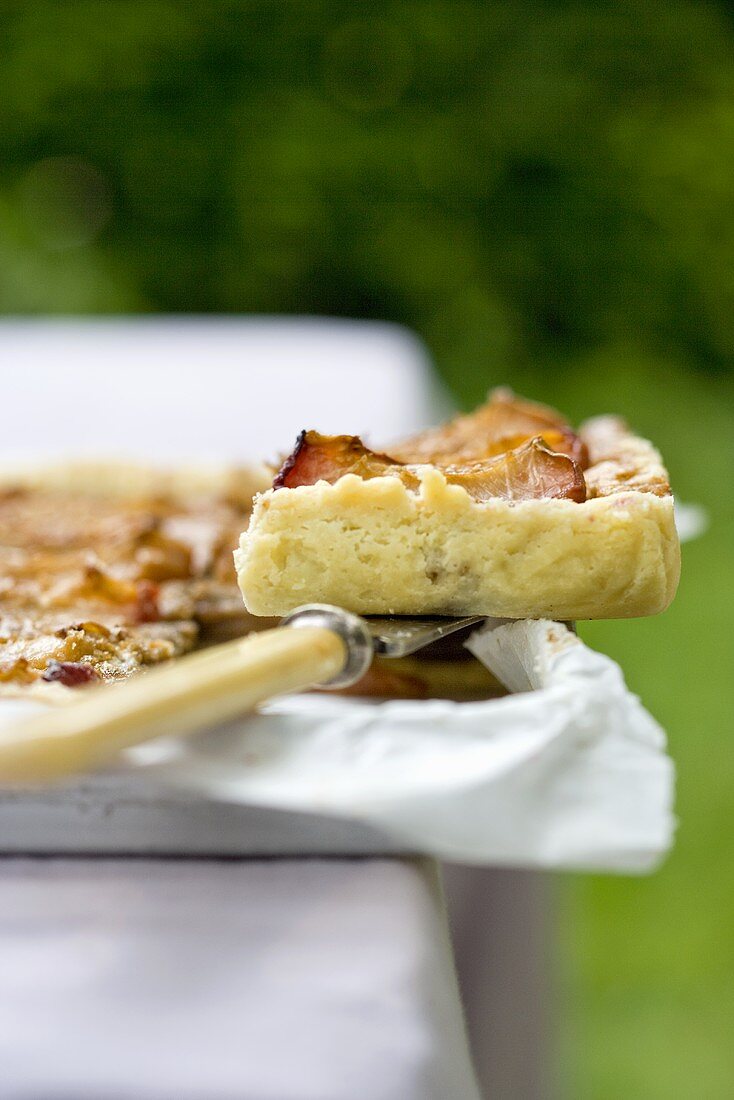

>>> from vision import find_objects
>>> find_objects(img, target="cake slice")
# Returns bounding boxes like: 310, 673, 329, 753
236, 390, 680, 620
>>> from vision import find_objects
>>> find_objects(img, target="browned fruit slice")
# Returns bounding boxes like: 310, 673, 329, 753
273, 431, 414, 489
274, 431, 586, 503
442, 438, 586, 502
389, 388, 588, 467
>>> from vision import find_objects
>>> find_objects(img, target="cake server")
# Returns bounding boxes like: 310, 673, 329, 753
0, 606, 484, 784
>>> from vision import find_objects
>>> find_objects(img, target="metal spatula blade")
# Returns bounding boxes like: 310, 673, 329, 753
280, 605, 485, 686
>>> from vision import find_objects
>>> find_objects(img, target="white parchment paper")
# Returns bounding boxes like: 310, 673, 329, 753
117, 620, 675, 873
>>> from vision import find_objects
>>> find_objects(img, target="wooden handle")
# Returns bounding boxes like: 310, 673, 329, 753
0, 625, 347, 785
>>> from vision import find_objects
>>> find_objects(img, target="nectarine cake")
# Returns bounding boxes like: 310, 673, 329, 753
236, 390, 680, 620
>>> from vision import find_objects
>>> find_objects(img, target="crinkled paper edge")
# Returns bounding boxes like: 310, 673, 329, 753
120, 619, 675, 873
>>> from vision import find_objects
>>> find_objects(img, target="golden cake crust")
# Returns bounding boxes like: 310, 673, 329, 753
0, 459, 270, 506
236, 417, 680, 620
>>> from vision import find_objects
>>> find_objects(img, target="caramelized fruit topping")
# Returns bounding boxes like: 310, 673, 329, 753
441, 438, 586, 502
274, 431, 404, 489
389, 388, 588, 468
273, 390, 587, 503
274, 431, 585, 503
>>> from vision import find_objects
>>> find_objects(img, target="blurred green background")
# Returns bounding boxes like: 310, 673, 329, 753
1, 2, 732, 1096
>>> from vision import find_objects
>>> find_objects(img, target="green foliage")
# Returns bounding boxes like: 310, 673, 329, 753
552, 355, 734, 1100
4, 1, 734, 385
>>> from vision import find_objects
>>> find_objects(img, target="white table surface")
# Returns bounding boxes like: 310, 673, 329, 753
0, 857, 480, 1100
